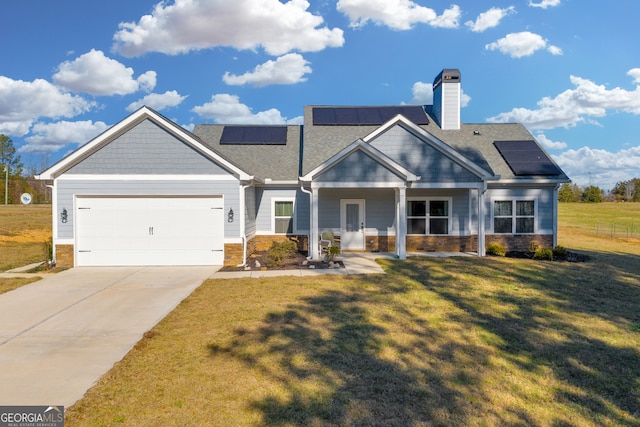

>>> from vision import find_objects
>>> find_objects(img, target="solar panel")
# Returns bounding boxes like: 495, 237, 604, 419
312, 106, 428, 126
220, 126, 288, 145
494, 140, 563, 176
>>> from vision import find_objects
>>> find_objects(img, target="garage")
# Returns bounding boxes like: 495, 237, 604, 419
75, 196, 224, 266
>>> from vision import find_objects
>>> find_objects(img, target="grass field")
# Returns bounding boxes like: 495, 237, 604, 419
58, 204, 640, 427
0, 204, 51, 271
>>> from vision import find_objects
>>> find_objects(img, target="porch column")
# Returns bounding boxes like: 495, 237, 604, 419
395, 186, 407, 260
310, 187, 320, 260
477, 185, 486, 256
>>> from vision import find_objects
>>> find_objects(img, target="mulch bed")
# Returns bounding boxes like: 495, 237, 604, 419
220, 251, 345, 272
504, 250, 590, 262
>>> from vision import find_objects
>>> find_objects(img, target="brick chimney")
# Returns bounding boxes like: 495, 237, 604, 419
433, 69, 461, 130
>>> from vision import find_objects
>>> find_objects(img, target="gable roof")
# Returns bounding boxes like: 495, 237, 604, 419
38, 106, 252, 181
303, 105, 569, 183
300, 139, 420, 184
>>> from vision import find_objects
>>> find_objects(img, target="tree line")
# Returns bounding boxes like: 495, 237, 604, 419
2, 133, 639, 205
558, 179, 640, 203
0, 134, 50, 204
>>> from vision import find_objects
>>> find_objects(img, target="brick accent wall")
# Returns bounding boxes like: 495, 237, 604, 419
255, 235, 307, 252
224, 243, 244, 266
364, 236, 396, 252
55, 244, 74, 268
406, 236, 477, 252
485, 234, 553, 252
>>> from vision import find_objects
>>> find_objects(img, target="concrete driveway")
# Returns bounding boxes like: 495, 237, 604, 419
0, 266, 218, 407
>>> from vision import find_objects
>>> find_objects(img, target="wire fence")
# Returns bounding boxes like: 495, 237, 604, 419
595, 222, 640, 241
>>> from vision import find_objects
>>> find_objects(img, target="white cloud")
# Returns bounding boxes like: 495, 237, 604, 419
112, 0, 344, 57
628, 68, 640, 84
410, 81, 471, 107
337, 0, 460, 30
487, 71, 640, 129
126, 90, 187, 112
53, 49, 156, 95
20, 120, 109, 153
0, 76, 94, 136
528, 0, 561, 9
552, 145, 640, 189
223, 54, 312, 87
192, 94, 302, 124
485, 31, 562, 58
465, 6, 515, 33
534, 132, 567, 150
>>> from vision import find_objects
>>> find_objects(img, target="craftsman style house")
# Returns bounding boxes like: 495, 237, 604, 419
38, 69, 569, 267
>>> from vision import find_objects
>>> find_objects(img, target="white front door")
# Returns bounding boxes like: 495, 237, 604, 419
341, 199, 365, 251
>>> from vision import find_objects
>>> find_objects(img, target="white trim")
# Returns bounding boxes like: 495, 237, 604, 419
491, 178, 570, 185
58, 174, 239, 181
491, 197, 538, 234
53, 238, 74, 245
272, 197, 296, 234
301, 139, 419, 182
406, 197, 454, 236
38, 107, 252, 181
311, 181, 408, 189
411, 182, 485, 189
362, 115, 495, 179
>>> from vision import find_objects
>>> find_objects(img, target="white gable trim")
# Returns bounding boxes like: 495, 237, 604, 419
300, 139, 420, 183
37, 106, 252, 181
363, 115, 496, 180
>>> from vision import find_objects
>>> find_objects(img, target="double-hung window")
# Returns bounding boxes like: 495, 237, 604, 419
494, 200, 535, 234
407, 199, 450, 235
274, 199, 294, 234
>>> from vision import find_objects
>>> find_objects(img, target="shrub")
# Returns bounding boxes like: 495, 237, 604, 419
486, 242, 506, 257
528, 240, 540, 254
265, 240, 298, 268
552, 245, 568, 259
325, 245, 340, 262
533, 247, 553, 260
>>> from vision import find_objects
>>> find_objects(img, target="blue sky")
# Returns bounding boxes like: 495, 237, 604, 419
2, 0, 639, 189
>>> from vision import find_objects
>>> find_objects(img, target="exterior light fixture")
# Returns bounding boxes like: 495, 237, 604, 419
228, 208, 234, 223
60, 208, 68, 223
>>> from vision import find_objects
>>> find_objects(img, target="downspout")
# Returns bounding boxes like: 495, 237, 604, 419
236, 181, 252, 268
553, 184, 560, 248
300, 183, 313, 259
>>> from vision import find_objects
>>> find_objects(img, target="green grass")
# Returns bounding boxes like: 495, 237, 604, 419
0, 205, 51, 271
64, 203, 640, 426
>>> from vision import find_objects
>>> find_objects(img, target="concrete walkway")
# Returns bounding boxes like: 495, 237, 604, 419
0, 266, 218, 407
0, 252, 467, 408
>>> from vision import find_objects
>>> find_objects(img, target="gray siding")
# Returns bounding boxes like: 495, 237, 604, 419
255, 188, 309, 233
244, 186, 257, 237
485, 186, 556, 233
316, 150, 404, 183
370, 125, 480, 183
56, 179, 240, 239
66, 120, 230, 175
317, 188, 395, 233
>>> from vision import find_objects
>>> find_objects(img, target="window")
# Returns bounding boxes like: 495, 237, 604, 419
494, 200, 535, 234
407, 199, 450, 235
274, 200, 294, 234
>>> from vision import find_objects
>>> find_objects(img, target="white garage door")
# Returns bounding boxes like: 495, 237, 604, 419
76, 196, 224, 266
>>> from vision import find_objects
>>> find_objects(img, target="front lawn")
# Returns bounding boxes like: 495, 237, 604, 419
66, 253, 640, 426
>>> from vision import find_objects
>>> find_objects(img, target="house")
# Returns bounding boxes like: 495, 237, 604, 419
37, 69, 570, 267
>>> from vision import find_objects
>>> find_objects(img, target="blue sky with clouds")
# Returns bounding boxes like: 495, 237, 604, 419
2, 0, 639, 189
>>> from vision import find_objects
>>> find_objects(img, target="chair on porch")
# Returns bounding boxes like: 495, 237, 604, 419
319, 231, 339, 254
